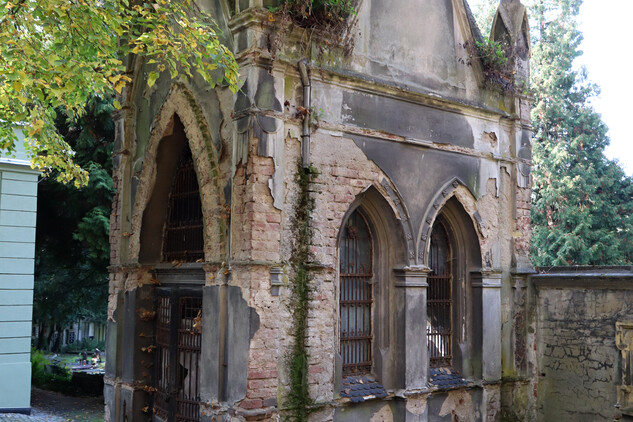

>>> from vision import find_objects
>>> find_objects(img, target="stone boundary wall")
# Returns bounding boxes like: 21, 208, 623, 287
532, 266, 633, 421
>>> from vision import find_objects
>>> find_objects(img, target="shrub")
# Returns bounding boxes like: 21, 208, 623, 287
269, 0, 356, 35
31, 348, 81, 395
63, 338, 106, 353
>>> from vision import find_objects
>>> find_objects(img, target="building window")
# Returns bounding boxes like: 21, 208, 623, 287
427, 219, 452, 368
162, 145, 204, 262
340, 210, 373, 376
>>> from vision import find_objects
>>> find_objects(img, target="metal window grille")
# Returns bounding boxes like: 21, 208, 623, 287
339, 211, 373, 376
154, 292, 202, 422
162, 146, 204, 262
427, 221, 452, 368
154, 296, 171, 421
177, 297, 202, 421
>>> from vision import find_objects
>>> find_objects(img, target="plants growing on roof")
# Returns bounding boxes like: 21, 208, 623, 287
467, 38, 515, 91
267, 0, 357, 58
270, 0, 355, 28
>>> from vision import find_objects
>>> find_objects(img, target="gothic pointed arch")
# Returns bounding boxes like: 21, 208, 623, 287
130, 84, 225, 264
417, 177, 482, 265
425, 195, 482, 378
336, 186, 408, 391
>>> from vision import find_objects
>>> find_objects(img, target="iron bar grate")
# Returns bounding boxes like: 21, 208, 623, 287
340, 211, 373, 376
154, 292, 202, 421
428, 221, 452, 368
163, 146, 204, 262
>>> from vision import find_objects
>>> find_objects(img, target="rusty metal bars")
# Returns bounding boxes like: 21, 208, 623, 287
162, 146, 204, 262
154, 291, 202, 422
154, 296, 171, 421
339, 211, 373, 376
427, 221, 453, 368
176, 296, 202, 422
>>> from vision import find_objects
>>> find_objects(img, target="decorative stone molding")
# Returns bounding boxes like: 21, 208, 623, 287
417, 177, 478, 263
394, 266, 431, 288
128, 84, 224, 264
382, 179, 416, 265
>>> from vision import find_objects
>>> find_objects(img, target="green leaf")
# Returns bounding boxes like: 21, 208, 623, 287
0, 0, 239, 186
147, 70, 159, 87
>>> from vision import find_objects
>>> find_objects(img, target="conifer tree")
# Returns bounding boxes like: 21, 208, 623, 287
472, 0, 633, 266
530, 0, 633, 265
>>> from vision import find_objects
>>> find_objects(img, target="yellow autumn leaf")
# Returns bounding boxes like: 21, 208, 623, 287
108, 74, 121, 84
147, 71, 159, 87
28, 120, 45, 136
12, 81, 22, 92
114, 80, 126, 94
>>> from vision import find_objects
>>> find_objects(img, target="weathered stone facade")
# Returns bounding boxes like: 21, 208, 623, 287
106, 0, 537, 421
532, 268, 633, 422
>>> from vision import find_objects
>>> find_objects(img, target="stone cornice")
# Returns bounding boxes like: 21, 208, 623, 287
394, 266, 431, 288
471, 270, 503, 288
228, 10, 528, 124
532, 272, 633, 290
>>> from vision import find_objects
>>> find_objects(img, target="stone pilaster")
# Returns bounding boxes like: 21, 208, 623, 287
395, 266, 432, 391
474, 271, 503, 382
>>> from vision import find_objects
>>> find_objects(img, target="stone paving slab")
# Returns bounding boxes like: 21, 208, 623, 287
0, 387, 104, 421
0, 409, 64, 422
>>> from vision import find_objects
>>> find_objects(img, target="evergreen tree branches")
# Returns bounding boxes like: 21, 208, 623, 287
471, 0, 633, 265
530, 0, 633, 265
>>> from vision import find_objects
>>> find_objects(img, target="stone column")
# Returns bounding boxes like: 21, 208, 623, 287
474, 271, 503, 382
395, 266, 431, 391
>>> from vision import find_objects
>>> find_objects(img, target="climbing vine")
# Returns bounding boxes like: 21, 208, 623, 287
285, 161, 318, 421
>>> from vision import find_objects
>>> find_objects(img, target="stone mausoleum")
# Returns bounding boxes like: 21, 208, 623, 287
106, 0, 539, 420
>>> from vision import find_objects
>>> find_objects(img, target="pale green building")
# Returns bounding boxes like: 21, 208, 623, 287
0, 131, 38, 414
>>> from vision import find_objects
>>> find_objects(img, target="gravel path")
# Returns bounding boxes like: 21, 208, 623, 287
0, 388, 104, 422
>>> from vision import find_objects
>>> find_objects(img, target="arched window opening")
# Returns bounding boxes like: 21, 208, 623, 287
428, 219, 452, 368
340, 210, 373, 376
162, 145, 204, 262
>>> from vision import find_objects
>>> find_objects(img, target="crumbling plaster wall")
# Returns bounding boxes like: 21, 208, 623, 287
532, 270, 633, 421
219, 64, 531, 418
105, 0, 238, 415
105, 0, 536, 419
349, 0, 483, 100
